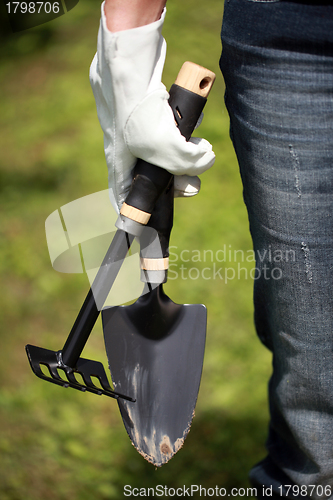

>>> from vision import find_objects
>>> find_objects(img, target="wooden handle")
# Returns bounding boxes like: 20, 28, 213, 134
174, 62, 216, 98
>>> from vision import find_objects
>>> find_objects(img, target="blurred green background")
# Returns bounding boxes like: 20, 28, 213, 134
0, 0, 272, 498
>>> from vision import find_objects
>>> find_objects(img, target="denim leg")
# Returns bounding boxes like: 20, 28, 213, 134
220, 1, 333, 497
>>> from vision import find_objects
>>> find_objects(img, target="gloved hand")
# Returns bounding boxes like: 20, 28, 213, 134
89, 2, 215, 213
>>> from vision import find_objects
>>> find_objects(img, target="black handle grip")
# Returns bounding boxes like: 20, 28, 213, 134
131, 85, 208, 283
117, 84, 207, 235
124, 161, 173, 215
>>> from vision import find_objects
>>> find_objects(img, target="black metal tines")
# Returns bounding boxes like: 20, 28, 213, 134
25, 344, 135, 402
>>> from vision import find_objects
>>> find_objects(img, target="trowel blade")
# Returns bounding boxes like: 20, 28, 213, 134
102, 290, 206, 466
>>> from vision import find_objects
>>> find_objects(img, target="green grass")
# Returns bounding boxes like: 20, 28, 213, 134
0, 1, 272, 498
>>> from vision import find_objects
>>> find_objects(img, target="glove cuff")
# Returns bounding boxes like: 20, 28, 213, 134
97, 2, 167, 112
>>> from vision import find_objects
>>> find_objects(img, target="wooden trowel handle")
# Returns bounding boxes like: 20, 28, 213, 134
174, 61, 215, 98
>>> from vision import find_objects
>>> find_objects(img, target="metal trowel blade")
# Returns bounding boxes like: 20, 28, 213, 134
101, 285, 207, 466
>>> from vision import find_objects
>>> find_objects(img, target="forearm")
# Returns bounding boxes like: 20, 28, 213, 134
104, 0, 167, 32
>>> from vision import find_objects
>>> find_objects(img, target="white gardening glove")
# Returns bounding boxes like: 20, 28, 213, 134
89, 3, 215, 213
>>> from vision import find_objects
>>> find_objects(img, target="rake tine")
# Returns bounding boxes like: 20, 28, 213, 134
49, 364, 64, 381
77, 358, 112, 391
82, 369, 118, 394
25, 344, 135, 401
97, 374, 114, 393
64, 370, 85, 389
79, 371, 102, 393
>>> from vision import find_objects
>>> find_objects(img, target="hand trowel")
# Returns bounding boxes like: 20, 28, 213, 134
102, 63, 215, 466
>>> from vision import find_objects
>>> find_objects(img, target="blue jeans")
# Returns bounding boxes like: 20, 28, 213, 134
220, 1, 333, 498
